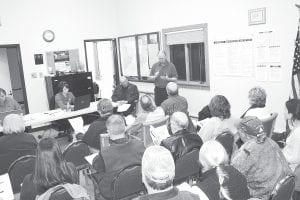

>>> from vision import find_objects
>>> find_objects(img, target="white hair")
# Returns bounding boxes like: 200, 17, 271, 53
3, 114, 25, 134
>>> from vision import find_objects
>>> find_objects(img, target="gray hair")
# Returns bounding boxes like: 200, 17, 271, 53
3, 114, 25, 134
142, 146, 175, 190
170, 112, 188, 130
106, 114, 126, 136
166, 82, 178, 96
248, 86, 266, 107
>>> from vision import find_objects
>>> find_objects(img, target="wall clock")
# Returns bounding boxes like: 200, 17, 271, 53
43, 30, 55, 42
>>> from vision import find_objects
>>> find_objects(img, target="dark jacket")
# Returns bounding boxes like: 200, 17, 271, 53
111, 83, 139, 104
138, 187, 199, 200
82, 116, 109, 150
161, 129, 203, 160
92, 137, 145, 199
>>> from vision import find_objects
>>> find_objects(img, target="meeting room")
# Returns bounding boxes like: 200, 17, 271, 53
0, 0, 299, 200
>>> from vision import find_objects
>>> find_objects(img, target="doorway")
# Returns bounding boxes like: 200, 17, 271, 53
0, 44, 29, 114
84, 39, 119, 100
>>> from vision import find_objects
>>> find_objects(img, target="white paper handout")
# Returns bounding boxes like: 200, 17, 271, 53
84, 153, 98, 165
68, 117, 84, 133
0, 173, 14, 200
150, 125, 170, 145
117, 104, 131, 112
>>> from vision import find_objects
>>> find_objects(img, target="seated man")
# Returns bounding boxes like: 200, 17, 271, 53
161, 112, 203, 160
82, 98, 113, 151
161, 82, 188, 116
138, 145, 199, 200
92, 114, 145, 199
0, 88, 21, 112
111, 76, 139, 116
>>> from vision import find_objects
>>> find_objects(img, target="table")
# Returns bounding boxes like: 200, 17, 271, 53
0, 102, 98, 132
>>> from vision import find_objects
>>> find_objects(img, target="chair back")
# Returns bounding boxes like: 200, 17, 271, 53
294, 164, 300, 192
269, 175, 295, 200
142, 115, 169, 147
215, 131, 234, 159
49, 187, 73, 200
63, 141, 91, 170
174, 149, 200, 184
0, 148, 36, 175
112, 164, 145, 200
261, 113, 278, 137
8, 155, 36, 194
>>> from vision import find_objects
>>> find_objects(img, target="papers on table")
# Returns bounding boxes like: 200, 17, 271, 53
149, 125, 170, 145
117, 104, 131, 112
84, 153, 98, 165
68, 117, 84, 133
0, 173, 14, 200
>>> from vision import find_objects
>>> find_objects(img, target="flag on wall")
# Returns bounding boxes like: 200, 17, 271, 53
291, 28, 300, 99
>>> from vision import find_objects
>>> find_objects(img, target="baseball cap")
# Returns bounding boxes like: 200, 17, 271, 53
238, 116, 264, 136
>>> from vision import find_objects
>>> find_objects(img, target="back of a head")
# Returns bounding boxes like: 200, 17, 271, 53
248, 86, 266, 107
199, 140, 228, 171
209, 95, 231, 119
0, 88, 6, 96
171, 112, 188, 130
166, 82, 178, 96
3, 114, 25, 134
239, 116, 266, 143
106, 115, 126, 137
142, 146, 175, 191
97, 98, 113, 116
140, 95, 155, 112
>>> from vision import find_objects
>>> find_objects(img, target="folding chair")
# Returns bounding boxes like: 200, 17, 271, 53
261, 113, 278, 138
112, 164, 145, 200
269, 175, 295, 200
8, 155, 36, 194
63, 141, 91, 170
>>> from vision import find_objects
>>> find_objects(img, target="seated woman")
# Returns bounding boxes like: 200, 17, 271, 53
178, 140, 250, 200
231, 116, 292, 200
55, 81, 75, 110
282, 99, 300, 171
20, 138, 88, 200
198, 95, 238, 142
241, 86, 270, 119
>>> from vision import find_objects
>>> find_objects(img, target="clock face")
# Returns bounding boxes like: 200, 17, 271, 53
43, 30, 55, 42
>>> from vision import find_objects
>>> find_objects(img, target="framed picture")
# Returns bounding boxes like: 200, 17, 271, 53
248, 7, 266, 25
34, 54, 44, 65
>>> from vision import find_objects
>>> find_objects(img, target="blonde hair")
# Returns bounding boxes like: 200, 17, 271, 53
3, 114, 25, 134
199, 140, 228, 171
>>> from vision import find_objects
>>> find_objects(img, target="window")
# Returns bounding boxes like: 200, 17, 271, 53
163, 24, 209, 86
118, 32, 160, 81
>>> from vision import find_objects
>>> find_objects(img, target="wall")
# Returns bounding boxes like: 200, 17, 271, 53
115, 0, 299, 131
0, 48, 12, 93
0, 0, 118, 113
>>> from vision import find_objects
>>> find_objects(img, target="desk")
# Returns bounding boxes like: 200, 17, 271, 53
0, 102, 98, 132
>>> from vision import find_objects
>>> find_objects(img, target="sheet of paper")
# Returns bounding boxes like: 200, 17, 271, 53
68, 117, 84, 133
269, 65, 282, 82
255, 64, 268, 82
84, 153, 98, 165
125, 115, 136, 126
150, 125, 170, 144
0, 173, 14, 200
117, 103, 131, 112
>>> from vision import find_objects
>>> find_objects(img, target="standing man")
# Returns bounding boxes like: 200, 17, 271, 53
0, 88, 21, 112
149, 50, 178, 106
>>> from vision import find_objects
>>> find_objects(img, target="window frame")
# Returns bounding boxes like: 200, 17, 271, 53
162, 24, 210, 88
117, 31, 160, 82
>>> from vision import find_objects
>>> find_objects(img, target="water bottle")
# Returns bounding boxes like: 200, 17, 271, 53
66, 99, 71, 112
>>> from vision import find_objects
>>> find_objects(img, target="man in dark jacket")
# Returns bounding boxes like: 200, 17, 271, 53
92, 114, 145, 199
111, 76, 139, 116
161, 112, 203, 160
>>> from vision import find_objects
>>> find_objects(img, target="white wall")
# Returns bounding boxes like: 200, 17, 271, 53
115, 0, 299, 132
0, 0, 118, 113
0, 48, 12, 93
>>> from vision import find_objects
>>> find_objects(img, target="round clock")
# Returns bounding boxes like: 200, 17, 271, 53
43, 30, 55, 42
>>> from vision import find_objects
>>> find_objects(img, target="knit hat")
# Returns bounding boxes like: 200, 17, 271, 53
97, 98, 113, 114
218, 165, 250, 200
238, 116, 264, 136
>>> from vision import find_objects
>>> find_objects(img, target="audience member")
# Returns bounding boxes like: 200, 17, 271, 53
231, 116, 292, 200
282, 100, 300, 171
111, 76, 139, 115
0, 114, 37, 158
198, 95, 237, 142
0, 88, 21, 112
138, 145, 199, 200
241, 86, 270, 119
92, 114, 145, 199
82, 98, 113, 151
198, 105, 212, 121
20, 138, 87, 200
161, 112, 203, 160
55, 81, 75, 110
161, 82, 188, 116
149, 50, 178, 106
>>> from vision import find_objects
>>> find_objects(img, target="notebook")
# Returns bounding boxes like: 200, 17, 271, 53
73, 95, 91, 111
0, 109, 23, 125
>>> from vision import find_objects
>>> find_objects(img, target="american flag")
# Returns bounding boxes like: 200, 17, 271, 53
291, 29, 300, 99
